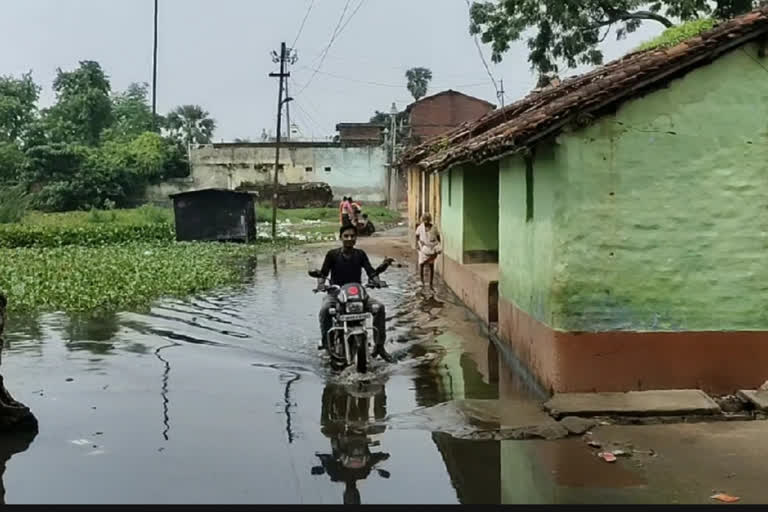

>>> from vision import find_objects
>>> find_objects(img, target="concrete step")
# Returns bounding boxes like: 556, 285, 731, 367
544, 390, 721, 419
737, 390, 768, 411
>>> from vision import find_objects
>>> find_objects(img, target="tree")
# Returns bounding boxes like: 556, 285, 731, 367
0, 72, 40, 143
468, 0, 762, 78
166, 105, 216, 146
405, 67, 433, 101
110, 82, 159, 139
46, 60, 114, 145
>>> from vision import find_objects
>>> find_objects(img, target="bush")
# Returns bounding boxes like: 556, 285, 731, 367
0, 222, 174, 248
0, 186, 29, 224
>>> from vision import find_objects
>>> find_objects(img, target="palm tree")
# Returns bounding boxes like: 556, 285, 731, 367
405, 67, 433, 101
165, 104, 216, 145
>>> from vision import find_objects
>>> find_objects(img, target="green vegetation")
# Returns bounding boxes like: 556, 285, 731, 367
255, 204, 401, 224
0, 61, 215, 212
0, 204, 399, 313
0, 243, 269, 313
469, 0, 756, 80
636, 18, 718, 51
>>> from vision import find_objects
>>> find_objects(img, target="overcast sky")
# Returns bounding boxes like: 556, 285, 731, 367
0, 0, 665, 141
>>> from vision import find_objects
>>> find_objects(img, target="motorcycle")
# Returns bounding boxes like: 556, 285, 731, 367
309, 259, 393, 374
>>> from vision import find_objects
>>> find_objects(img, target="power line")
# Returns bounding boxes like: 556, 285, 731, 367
296, 0, 366, 96
294, 67, 488, 91
464, 0, 500, 100
291, 0, 315, 49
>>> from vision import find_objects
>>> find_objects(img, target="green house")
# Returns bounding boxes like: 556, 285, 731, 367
402, 7, 768, 394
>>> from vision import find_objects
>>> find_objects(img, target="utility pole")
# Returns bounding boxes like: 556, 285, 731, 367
283, 48, 298, 140
269, 42, 292, 239
498, 79, 505, 109
152, 0, 159, 131
389, 102, 398, 210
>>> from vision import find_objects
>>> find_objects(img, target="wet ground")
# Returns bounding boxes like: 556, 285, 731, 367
2, 233, 768, 504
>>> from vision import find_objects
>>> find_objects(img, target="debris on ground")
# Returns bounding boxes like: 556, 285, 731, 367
598, 452, 617, 463
559, 416, 597, 435
611, 449, 631, 457
587, 440, 602, 448
710, 493, 740, 503
715, 395, 747, 414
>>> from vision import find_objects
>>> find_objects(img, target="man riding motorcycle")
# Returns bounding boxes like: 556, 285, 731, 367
316, 224, 395, 363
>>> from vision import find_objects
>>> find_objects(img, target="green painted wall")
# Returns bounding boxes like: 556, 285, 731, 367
500, 43, 768, 332
499, 147, 559, 324
463, 162, 500, 253
440, 166, 465, 262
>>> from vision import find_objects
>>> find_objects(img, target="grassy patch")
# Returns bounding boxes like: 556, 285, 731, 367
636, 18, 717, 52
0, 241, 290, 313
255, 204, 401, 224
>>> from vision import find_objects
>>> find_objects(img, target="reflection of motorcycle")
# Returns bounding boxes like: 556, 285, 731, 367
311, 384, 390, 505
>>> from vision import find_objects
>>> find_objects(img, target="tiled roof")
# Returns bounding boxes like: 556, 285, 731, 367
400, 7, 768, 172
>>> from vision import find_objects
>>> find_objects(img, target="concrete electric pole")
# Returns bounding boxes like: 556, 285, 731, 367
152, 0, 159, 131
389, 102, 399, 210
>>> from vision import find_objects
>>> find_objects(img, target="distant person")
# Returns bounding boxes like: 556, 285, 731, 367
415, 213, 441, 290
340, 197, 352, 226
349, 197, 361, 225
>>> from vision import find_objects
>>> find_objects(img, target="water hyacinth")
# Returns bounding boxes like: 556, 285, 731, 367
0, 242, 289, 313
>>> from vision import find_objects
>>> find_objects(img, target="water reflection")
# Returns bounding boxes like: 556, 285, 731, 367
0, 431, 36, 504
312, 383, 391, 505
65, 312, 120, 355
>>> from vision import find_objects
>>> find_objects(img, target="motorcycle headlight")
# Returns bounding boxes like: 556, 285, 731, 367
347, 302, 364, 314
328, 307, 337, 316
370, 304, 381, 314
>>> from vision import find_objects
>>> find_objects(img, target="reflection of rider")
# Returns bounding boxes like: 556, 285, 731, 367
312, 384, 390, 505
316, 224, 394, 363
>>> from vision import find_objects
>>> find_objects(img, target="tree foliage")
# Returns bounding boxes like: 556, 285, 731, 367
0, 61, 208, 212
0, 72, 40, 143
468, 0, 763, 77
166, 105, 216, 146
405, 67, 433, 101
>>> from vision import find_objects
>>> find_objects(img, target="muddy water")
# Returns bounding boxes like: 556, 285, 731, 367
0, 246, 659, 504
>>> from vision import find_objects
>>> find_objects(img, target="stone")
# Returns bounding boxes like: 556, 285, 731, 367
518, 423, 570, 441
715, 395, 746, 413
737, 390, 768, 412
559, 416, 597, 435
544, 390, 721, 419
0, 294, 38, 433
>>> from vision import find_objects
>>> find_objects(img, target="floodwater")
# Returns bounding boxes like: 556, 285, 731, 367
0, 243, 688, 504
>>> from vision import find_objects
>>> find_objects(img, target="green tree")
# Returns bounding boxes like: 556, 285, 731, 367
0, 72, 40, 143
468, 0, 762, 78
110, 82, 159, 139
405, 67, 433, 101
166, 105, 216, 146
46, 60, 114, 145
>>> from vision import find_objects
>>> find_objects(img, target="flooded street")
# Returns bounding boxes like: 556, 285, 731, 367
0, 238, 524, 504
2, 235, 766, 504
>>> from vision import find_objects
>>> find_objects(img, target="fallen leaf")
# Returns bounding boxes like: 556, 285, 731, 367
711, 493, 740, 503
598, 452, 617, 463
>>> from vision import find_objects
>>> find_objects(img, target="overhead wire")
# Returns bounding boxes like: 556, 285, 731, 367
295, 0, 366, 96
291, 0, 315, 49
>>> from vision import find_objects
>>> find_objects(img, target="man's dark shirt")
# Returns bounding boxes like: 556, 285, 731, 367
320, 248, 376, 286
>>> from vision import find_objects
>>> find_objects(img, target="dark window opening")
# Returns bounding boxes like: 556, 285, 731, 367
278, 164, 285, 172
305, 167, 313, 173
525, 155, 534, 222
324, 166, 332, 173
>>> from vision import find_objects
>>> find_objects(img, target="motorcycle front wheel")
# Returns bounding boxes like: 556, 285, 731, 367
353, 334, 368, 374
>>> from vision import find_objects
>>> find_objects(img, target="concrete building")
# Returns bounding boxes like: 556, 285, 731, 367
147, 140, 389, 205
400, 7, 768, 394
